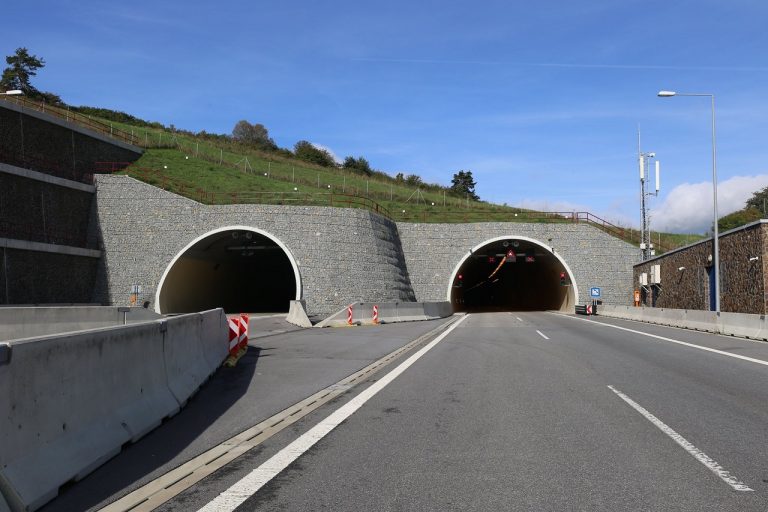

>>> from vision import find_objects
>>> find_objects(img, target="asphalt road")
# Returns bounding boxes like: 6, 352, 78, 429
43, 312, 768, 511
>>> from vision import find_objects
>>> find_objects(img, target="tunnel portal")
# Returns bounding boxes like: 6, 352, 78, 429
157, 228, 299, 314
450, 238, 575, 313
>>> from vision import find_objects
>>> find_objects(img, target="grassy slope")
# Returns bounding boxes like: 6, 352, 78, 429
97, 118, 701, 251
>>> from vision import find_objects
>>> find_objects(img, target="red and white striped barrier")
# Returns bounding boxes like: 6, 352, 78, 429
347, 305, 353, 326
372, 304, 379, 324
228, 316, 241, 357
238, 313, 249, 350
226, 313, 250, 362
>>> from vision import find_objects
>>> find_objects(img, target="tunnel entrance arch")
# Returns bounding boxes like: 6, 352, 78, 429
155, 226, 301, 315
446, 236, 578, 313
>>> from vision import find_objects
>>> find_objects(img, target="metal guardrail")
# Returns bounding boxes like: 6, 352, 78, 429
0, 96, 140, 146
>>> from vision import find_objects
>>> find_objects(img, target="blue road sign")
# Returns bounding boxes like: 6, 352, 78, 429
590, 287, 601, 298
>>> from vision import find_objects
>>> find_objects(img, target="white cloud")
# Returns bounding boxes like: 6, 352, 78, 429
651, 175, 768, 234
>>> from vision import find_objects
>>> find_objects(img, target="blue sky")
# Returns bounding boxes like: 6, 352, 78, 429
3, 0, 767, 233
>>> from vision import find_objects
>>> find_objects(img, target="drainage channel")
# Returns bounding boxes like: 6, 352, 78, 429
99, 316, 462, 512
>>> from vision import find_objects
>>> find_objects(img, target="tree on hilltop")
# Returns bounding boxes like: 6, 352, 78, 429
342, 156, 373, 176
1, 47, 63, 105
450, 170, 479, 200
1, 47, 44, 95
232, 120, 276, 150
294, 141, 337, 167
746, 185, 768, 216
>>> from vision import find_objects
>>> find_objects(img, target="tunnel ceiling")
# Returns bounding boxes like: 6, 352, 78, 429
451, 238, 574, 313
158, 229, 297, 315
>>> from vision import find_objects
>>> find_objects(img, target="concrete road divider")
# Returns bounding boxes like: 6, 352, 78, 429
598, 305, 768, 341
0, 306, 161, 342
163, 310, 227, 407
316, 301, 452, 327
198, 309, 229, 371
0, 309, 228, 512
286, 300, 312, 328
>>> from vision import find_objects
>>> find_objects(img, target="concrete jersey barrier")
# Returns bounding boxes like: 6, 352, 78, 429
0, 309, 228, 512
598, 305, 768, 341
316, 301, 452, 328
0, 306, 161, 342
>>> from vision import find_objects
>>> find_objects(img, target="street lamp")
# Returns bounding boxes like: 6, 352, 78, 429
0, 90, 23, 96
658, 89, 720, 313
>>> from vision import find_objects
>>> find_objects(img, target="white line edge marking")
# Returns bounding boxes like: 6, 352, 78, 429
197, 314, 470, 512
536, 330, 550, 340
555, 313, 768, 367
607, 385, 753, 492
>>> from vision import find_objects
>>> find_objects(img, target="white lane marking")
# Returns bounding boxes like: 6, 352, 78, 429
555, 314, 768, 367
516, 317, 523, 322
536, 330, 550, 340
608, 385, 753, 492
197, 314, 470, 512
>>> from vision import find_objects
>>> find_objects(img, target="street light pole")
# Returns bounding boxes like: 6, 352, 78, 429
658, 90, 720, 313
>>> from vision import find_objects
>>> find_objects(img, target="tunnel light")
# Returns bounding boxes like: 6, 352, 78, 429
559, 272, 567, 286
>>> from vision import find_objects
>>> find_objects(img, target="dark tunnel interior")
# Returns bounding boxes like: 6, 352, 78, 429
451, 239, 574, 313
158, 229, 297, 314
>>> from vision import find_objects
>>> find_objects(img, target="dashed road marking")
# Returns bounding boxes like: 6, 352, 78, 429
608, 385, 753, 492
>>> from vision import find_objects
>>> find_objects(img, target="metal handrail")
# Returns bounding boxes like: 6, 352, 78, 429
0, 96, 140, 146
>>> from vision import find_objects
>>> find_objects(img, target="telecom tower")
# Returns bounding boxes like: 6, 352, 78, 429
638, 129, 660, 260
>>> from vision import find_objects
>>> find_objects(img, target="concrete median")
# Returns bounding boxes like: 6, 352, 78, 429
0, 309, 228, 512
316, 301, 452, 327
163, 310, 229, 407
599, 305, 768, 341
0, 306, 161, 342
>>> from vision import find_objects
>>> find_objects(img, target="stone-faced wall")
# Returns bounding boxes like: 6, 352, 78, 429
93, 175, 639, 315
0, 101, 142, 182
633, 221, 766, 314
398, 222, 639, 306
92, 175, 415, 317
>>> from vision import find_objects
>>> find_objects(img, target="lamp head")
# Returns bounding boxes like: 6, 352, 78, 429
2, 90, 23, 96
658, 90, 676, 97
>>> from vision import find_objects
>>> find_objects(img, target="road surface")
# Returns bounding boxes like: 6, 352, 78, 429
42, 313, 768, 511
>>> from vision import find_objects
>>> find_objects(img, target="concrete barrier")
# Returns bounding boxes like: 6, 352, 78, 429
198, 309, 230, 371
0, 306, 161, 342
316, 301, 451, 327
286, 300, 312, 328
598, 305, 768, 341
720, 312, 768, 340
0, 309, 228, 512
681, 309, 719, 333
397, 302, 428, 322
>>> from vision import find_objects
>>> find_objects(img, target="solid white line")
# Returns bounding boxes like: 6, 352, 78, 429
608, 385, 753, 492
536, 330, 550, 340
556, 314, 768, 367
197, 314, 470, 512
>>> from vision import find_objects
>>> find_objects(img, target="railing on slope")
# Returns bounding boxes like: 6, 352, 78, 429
92, 163, 660, 251
0, 96, 140, 146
